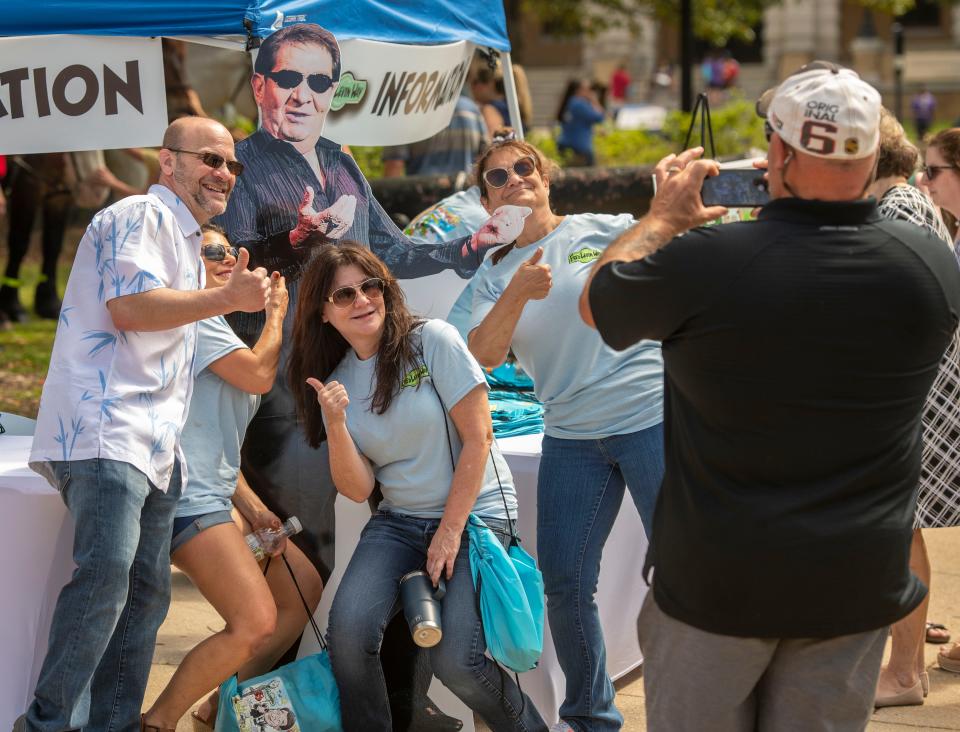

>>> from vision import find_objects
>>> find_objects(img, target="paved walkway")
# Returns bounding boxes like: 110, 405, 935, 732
146, 528, 960, 731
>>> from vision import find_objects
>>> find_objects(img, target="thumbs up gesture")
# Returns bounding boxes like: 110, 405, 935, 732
306, 378, 350, 426
291, 187, 358, 248
222, 247, 271, 313
507, 246, 552, 302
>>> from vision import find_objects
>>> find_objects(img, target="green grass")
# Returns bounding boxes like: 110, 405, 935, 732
0, 255, 71, 418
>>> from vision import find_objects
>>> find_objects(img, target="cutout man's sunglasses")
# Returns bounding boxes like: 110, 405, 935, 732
202, 244, 239, 261
483, 156, 537, 189
265, 69, 336, 94
166, 148, 244, 176
326, 278, 385, 308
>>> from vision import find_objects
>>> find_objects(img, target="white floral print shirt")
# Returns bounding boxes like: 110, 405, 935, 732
30, 185, 205, 492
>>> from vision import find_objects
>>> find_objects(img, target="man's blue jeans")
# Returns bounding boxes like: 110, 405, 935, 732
537, 424, 664, 732
327, 511, 547, 732
25, 458, 182, 732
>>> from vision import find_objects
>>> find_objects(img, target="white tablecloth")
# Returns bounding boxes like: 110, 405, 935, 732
0, 436, 76, 729
304, 433, 649, 728
0, 433, 649, 729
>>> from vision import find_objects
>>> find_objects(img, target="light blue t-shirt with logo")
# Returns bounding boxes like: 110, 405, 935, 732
469, 213, 664, 439
175, 315, 260, 518
327, 319, 517, 520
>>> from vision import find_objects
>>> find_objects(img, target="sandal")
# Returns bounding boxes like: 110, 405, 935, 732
191, 709, 214, 731
140, 715, 176, 732
926, 622, 951, 644
938, 644, 960, 673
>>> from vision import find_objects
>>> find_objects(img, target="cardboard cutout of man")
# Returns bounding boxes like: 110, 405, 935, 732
216, 22, 525, 731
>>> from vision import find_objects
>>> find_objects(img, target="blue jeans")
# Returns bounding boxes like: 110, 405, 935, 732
25, 458, 182, 732
327, 511, 547, 732
538, 424, 664, 732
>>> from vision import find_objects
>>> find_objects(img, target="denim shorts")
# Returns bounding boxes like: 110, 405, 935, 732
170, 509, 235, 554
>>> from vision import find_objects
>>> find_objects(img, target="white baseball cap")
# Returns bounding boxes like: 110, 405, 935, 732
764, 66, 881, 160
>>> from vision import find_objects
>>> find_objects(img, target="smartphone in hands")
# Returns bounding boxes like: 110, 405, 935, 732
700, 169, 770, 208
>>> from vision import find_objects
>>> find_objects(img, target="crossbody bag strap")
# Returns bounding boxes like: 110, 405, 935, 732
427, 372, 516, 542
263, 553, 326, 651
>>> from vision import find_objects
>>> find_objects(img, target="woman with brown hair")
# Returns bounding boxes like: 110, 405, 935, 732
870, 117, 960, 707
467, 137, 664, 732
288, 243, 546, 732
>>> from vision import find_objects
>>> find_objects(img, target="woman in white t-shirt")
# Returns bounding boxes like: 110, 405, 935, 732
141, 225, 322, 732
288, 242, 546, 732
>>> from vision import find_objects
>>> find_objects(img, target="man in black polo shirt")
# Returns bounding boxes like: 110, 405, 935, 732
579, 66, 960, 730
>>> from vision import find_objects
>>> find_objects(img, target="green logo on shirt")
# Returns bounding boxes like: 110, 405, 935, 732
402, 365, 430, 389
568, 247, 602, 264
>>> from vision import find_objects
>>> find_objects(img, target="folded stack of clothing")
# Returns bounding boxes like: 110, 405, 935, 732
486, 362, 543, 438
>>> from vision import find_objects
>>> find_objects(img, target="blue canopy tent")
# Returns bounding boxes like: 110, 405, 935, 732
0, 0, 525, 138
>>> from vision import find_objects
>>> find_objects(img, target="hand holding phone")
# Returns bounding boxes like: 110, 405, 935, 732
700, 169, 770, 208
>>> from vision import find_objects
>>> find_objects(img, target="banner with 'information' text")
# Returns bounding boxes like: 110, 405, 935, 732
322, 38, 474, 147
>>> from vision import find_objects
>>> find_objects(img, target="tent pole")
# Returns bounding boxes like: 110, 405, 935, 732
500, 51, 524, 140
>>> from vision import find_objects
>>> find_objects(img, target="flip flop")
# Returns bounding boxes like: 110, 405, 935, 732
191, 709, 214, 731
926, 622, 951, 644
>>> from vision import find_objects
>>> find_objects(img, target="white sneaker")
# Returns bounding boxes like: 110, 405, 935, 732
549, 722, 575, 732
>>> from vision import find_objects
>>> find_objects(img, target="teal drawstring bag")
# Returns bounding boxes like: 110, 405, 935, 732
215, 554, 342, 732
427, 372, 544, 673
467, 513, 545, 673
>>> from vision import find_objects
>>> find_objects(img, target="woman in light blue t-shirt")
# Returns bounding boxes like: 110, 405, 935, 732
288, 243, 545, 732
468, 139, 665, 732
142, 225, 322, 731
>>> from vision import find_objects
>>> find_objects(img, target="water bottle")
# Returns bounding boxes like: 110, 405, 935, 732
245, 516, 303, 561
399, 570, 446, 648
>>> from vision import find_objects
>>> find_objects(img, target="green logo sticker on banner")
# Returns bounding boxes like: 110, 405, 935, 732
568, 247, 602, 264
332, 72, 368, 111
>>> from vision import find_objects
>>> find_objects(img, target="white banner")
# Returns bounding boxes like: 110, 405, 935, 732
323, 39, 474, 146
0, 35, 167, 155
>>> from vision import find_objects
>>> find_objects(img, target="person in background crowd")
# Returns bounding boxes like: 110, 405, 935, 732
382, 86, 489, 178
0, 155, 6, 329
141, 225, 322, 731
580, 64, 960, 732
0, 154, 73, 322
468, 137, 664, 732
920, 128, 960, 679
721, 50, 740, 92
924, 128, 960, 250
163, 38, 208, 121
471, 62, 533, 133
912, 86, 937, 141
556, 79, 606, 167
0, 154, 7, 218
866, 110, 958, 708
609, 62, 631, 118
289, 243, 546, 732
17, 117, 271, 732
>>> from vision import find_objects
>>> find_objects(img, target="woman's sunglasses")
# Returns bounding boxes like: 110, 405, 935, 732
265, 69, 336, 94
326, 278, 385, 308
166, 148, 244, 176
923, 165, 957, 181
483, 156, 537, 189
201, 243, 239, 261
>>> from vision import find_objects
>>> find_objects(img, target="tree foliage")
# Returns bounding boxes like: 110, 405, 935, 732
511, 0, 936, 47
